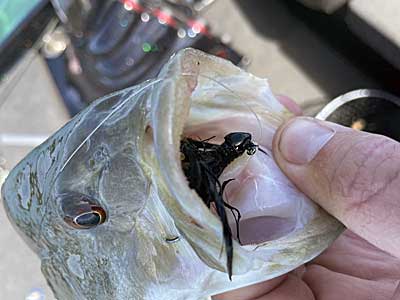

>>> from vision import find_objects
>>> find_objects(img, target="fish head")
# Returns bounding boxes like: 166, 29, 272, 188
1, 48, 344, 299
1, 84, 163, 299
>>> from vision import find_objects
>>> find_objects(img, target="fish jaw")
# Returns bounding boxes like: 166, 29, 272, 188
151, 48, 344, 294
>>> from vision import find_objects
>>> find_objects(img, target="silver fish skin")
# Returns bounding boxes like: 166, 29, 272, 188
1, 48, 343, 300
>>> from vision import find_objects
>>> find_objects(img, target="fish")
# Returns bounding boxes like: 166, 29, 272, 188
1, 48, 344, 300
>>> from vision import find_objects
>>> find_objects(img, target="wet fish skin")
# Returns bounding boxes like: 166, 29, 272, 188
1, 49, 343, 300
1, 79, 223, 300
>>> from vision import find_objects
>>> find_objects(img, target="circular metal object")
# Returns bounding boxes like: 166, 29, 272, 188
42, 28, 69, 59
316, 89, 400, 141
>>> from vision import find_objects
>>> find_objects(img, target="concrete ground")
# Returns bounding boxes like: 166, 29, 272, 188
0, 0, 378, 299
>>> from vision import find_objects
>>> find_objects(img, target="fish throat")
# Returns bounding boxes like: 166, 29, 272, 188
180, 132, 262, 280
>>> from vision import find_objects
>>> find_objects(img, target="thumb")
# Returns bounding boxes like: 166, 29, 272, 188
272, 116, 400, 258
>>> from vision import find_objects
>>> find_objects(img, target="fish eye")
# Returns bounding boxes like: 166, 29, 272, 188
71, 206, 106, 229
59, 192, 107, 229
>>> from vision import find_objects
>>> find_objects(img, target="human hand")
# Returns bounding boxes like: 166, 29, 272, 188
214, 116, 400, 300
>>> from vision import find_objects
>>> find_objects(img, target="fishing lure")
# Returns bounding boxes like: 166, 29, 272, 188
180, 132, 263, 279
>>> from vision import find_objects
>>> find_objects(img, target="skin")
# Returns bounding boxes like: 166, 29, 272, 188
214, 100, 400, 300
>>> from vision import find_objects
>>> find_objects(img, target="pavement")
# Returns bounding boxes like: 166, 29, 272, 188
0, 0, 378, 299
347, 0, 400, 70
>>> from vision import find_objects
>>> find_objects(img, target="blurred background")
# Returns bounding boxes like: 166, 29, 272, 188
1, 0, 399, 298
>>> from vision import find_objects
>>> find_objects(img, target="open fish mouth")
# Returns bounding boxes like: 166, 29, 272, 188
151, 48, 342, 280
186, 75, 312, 245
181, 114, 309, 247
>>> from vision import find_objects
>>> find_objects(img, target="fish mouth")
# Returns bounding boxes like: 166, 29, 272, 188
176, 58, 313, 246
152, 48, 314, 250
182, 117, 312, 246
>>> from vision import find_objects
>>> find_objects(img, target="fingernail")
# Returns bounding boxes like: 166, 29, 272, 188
279, 117, 335, 165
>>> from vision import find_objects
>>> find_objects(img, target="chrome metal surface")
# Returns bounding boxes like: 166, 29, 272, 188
316, 89, 400, 120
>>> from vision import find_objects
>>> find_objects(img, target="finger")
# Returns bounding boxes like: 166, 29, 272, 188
212, 275, 286, 300
256, 274, 314, 300
272, 117, 400, 258
392, 281, 400, 300
275, 95, 303, 116
303, 264, 397, 300
312, 230, 400, 280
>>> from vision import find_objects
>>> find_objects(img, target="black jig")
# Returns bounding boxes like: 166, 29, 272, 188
180, 132, 264, 280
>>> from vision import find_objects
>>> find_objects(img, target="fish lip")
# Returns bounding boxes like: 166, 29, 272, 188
150, 48, 296, 276
151, 49, 253, 276
151, 49, 344, 282
151, 49, 278, 230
